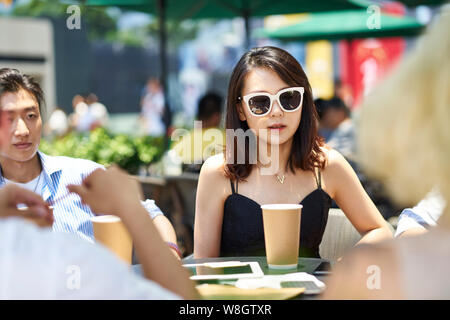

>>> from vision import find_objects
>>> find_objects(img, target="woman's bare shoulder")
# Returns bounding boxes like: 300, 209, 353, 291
320, 147, 347, 170
202, 153, 226, 172
318, 147, 354, 191
199, 154, 228, 182
197, 154, 230, 210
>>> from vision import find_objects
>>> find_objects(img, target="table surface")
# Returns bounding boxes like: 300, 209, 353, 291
183, 256, 327, 274
132, 256, 330, 300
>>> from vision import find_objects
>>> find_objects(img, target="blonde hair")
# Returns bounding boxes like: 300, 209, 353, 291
358, 8, 450, 208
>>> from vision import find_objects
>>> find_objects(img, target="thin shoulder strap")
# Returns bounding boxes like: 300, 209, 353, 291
314, 167, 322, 190
230, 180, 235, 194
230, 179, 239, 194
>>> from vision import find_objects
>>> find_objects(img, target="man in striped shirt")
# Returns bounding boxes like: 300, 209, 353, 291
0, 68, 179, 255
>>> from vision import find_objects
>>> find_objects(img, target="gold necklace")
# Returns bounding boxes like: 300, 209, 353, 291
257, 162, 286, 184
276, 173, 286, 184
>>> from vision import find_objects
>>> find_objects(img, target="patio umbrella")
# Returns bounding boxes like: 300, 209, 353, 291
256, 10, 425, 41
84, 0, 371, 130
85, 0, 372, 48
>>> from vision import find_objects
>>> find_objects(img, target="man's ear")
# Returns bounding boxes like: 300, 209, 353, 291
237, 104, 246, 121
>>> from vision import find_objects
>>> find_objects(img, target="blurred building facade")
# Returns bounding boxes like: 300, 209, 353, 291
0, 16, 56, 118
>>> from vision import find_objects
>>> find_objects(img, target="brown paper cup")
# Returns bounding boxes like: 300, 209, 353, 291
91, 215, 133, 264
261, 204, 302, 269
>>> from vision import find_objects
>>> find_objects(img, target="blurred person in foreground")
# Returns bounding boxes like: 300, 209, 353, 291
323, 8, 450, 299
0, 168, 197, 299
172, 91, 225, 173
0, 68, 180, 258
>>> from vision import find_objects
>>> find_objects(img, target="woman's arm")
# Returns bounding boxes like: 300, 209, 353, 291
119, 202, 197, 298
193, 154, 228, 258
68, 167, 198, 299
152, 215, 181, 259
323, 149, 393, 245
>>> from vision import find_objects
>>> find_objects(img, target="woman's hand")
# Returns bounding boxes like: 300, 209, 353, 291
67, 166, 143, 220
0, 184, 53, 225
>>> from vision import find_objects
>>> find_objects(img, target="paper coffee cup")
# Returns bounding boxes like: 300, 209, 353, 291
261, 204, 302, 269
91, 215, 133, 264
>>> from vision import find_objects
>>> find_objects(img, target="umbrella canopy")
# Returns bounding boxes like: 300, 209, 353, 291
85, 0, 371, 47
85, 0, 371, 20
395, 0, 446, 7
84, 0, 372, 134
256, 10, 425, 41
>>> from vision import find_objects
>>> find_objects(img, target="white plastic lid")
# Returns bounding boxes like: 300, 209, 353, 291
91, 215, 121, 223
260, 204, 303, 210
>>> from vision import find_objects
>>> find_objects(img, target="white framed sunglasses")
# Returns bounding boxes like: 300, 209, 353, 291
239, 87, 304, 116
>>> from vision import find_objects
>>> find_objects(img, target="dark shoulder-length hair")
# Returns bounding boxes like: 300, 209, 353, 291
224, 46, 325, 182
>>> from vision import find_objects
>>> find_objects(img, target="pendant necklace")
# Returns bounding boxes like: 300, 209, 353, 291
276, 173, 286, 184
257, 160, 286, 184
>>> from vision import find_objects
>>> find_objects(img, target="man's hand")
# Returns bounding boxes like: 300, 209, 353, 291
0, 184, 53, 226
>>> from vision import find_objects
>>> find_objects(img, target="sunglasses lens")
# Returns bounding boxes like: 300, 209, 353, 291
280, 90, 301, 111
248, 95, 271, 115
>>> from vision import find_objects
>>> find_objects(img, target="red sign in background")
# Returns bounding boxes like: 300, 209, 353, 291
338, 2, 408, 109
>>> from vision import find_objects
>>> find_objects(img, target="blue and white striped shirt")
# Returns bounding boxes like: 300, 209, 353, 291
0, 151, 163, 242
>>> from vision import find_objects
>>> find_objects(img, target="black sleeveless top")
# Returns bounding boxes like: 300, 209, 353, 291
220, 170, 332, 258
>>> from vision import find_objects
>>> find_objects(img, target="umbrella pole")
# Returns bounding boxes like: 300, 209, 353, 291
158, 0, 167, 100
243, 10, 251, 49
158, 0, 170, 145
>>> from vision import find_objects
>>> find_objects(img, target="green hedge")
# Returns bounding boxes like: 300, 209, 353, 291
39, 128, 165, 175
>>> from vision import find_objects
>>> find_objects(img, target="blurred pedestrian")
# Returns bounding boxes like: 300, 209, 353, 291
68, 94, 89, 132
172, 91, 225, 172
324, 97, 355, 163
333, 78, 353, 109
85, 93, 109, 130
140, 78, 166, 136
314, 98, 333, 141
44, 107, 69, 137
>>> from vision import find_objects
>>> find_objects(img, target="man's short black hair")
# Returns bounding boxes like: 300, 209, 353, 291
0, 68, 44, 111
196, 92, 223, 121
314, 98, 329, 120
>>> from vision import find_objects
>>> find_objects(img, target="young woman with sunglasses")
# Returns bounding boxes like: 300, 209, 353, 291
194, 46, 392, 259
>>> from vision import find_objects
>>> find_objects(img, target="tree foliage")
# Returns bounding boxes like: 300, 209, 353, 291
12, 0, 117, 41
